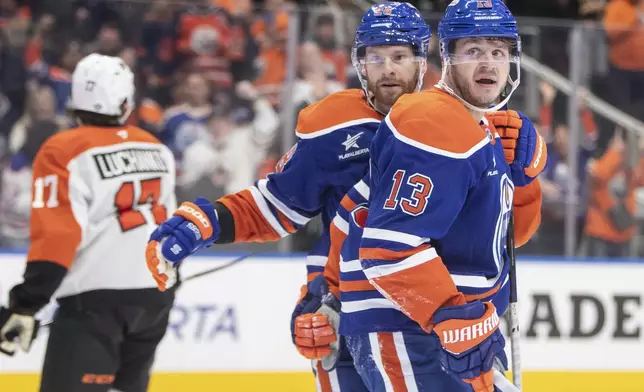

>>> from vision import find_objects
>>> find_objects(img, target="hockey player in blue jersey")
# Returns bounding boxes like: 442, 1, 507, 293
145, 3, 431, 390
295, 1, 546, 392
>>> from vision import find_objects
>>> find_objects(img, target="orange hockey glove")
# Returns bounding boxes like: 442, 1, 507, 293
290, 275, 341, 370
488, 110, 547, 186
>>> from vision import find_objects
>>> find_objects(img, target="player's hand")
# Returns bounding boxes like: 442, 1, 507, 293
146, 197, 220, 291
0, 307, 40, 356
432, 301, 507, 392
488, 110, 547, 186
291, 275, 341, 370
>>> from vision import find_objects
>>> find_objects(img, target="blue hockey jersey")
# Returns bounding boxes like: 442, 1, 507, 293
217, 89, 383, 279
159, 104, 212, 157
325, 88, 543, 335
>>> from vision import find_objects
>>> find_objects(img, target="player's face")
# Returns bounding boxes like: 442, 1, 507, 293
448, 38, 511, 108
363, 45, 420, 111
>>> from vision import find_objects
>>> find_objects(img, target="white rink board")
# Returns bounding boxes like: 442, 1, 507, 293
1, 253, 643, 373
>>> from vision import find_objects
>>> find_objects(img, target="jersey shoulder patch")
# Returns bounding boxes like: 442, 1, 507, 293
387, 89, 489, 157
296, 89, 383, 139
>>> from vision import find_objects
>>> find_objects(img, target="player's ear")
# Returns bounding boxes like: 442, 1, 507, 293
359, 64, 367, 78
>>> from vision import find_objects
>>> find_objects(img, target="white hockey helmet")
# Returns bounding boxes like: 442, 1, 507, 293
68, 53, 135, 124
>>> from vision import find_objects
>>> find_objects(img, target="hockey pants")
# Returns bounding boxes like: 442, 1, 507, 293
345, 331, 515, 392
311, 335, 370, 392
39, 301, 172, 392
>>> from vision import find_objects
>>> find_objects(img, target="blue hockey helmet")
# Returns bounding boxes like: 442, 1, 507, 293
437, 0, 521, 112
352, 2, 431, 94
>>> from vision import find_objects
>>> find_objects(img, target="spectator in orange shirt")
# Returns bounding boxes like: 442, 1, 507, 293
311, 13, 349, 85
584, 126, 644, 257
603, 0, 644, 118
254, 10, 290, 108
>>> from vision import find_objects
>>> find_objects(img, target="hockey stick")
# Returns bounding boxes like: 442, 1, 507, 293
39, 253, 254, 329
506, 212, 522, 390
181, 253, 253, 282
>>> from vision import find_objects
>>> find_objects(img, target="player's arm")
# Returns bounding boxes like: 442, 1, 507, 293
146, 132, 332, 291
1, 142, 87, 356
214, 137, 323, 244
513, 178, 542, 247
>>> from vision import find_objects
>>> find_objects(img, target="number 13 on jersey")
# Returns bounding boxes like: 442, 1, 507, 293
384, 169, 434, 216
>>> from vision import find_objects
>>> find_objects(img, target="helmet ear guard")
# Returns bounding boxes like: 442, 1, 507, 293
436, 0, 521, 113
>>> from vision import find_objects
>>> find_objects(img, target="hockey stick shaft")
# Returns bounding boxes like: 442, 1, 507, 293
507, 211, 522, 390
40, 253, 254, 328
181, 253, 253, 282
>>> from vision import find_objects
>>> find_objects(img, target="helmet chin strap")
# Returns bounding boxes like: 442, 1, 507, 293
435, 58, 520, 113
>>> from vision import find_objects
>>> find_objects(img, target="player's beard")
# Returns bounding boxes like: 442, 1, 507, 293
367, 67, 419, 112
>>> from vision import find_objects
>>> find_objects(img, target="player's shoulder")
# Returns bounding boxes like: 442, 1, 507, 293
386, 88, 489, 158
296, 89, 383, 139
37, 125, 166, 167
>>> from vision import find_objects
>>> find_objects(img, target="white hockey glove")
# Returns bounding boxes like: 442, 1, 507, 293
0, 307, 40, 356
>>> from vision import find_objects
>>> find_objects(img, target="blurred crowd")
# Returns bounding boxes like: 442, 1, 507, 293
0, 0, 643, 257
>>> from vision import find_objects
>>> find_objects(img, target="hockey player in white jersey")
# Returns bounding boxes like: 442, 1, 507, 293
0, 53, 177, 392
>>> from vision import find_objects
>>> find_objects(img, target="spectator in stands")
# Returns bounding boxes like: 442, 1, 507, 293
8, 86, 63, 155
293, 41, 344, 107
0, 1, 32, 139
89, 23, 123, 57
27, 38, 83, 115
311, 13, 348, 85
254, 10, 290, 108
0, 112, 58, 249
216, 0, 260, 83
178, 80, 279, 200
139, 0, 180, 107
539, 99, 593, 254
539, 81, 598, 144
176, 0, 245, 90
159, 72, 213, 160
603, 0, 644, 119
583, 104, 644, 257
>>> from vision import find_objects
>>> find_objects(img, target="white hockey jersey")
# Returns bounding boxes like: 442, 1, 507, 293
26, 125, 176, 300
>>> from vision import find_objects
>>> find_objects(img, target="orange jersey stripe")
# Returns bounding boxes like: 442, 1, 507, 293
377, 332, 410, 392
462, 280, 503, 302
359, 244, 431, 262
315, 361, 334, 392
340, 279, 375, 293
217, 189, 282, 243
307, 272, 323, 284
276, 209, 297, 234
340, 195, 357, 212
324, 221, 346, 295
